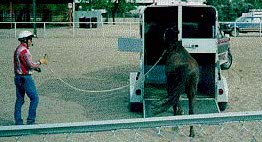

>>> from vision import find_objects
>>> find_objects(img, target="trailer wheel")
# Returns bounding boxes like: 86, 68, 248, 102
221, 52, 232, 70
130, 102, 143, 112
218, 102, 227, 111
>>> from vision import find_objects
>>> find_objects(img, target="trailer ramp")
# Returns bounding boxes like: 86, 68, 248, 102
144, 86, 220, 117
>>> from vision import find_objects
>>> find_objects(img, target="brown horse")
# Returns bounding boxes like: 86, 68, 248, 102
148, 26, 199, 137
165, 26, 199, 137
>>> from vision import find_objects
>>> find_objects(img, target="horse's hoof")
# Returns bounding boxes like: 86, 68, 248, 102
189, 130, 195, 137
189, 127, 195, 137
189, 133, 195, 137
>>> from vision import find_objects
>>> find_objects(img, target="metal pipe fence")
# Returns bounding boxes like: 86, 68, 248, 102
0, 111, 262, 141
2, 21, 262, 38
0, 21, 140, 38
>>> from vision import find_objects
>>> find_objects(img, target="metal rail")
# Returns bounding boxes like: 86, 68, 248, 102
0, 21, 139, 38
0, 111, 262, 137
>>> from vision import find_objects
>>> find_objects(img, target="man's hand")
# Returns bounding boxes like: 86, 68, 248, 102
35, 68, 41, 72
39, 54, 48, 65
39, 58, 48, 65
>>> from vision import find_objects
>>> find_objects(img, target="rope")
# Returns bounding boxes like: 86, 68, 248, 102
144, 50, 167, 77
42, 50, 167, 93
43, 65, 129, 93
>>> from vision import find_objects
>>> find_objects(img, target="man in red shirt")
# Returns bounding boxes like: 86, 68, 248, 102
13, 31, 47, 125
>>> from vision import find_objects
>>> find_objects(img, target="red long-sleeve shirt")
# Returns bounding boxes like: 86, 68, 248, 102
13, 43, 40, 75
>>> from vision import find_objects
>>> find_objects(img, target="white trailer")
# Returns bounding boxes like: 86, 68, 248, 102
119, 2, 229, 117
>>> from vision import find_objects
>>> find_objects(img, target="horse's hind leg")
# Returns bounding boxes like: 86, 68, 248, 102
172, 101, 183, 115
167, 73, 181, 116
166, 66, 187, 116
186, 74, 198, 137
188, 93, 195, 137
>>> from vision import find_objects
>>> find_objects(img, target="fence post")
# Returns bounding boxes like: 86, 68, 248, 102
234, 21, 237, 37
44, 22, 46, 38
73, 22, 75, 38
102, 21, 105, 38
129, 22, 132, 37
14, 22, 16, 38
259, 20, 261, 37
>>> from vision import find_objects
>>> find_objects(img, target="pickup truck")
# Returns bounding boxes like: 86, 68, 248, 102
218, 29, 232, 70
220, 16, 262, 37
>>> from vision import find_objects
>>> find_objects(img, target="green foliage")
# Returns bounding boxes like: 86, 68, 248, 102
77, 0, 137, 16
3, 0, 262, 21
0, 4, 8, 11
206, 0, 262, 21
78, 0, 261, 20
92, 0, 110, 10
45, 4, 67, 14
117, 0, 137, 13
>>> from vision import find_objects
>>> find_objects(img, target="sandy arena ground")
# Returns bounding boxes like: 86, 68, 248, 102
0, 26, 262, 141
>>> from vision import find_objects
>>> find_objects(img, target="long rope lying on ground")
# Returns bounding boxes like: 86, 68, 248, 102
42, 50, 167, 93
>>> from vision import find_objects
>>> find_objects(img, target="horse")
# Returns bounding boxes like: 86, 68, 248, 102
146, 25, 199, 137
164, 26, 199, 137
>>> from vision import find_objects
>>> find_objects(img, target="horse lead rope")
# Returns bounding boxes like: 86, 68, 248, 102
43, 65, 129, 93
144, 49, 167, 77
42, 50, 167, 93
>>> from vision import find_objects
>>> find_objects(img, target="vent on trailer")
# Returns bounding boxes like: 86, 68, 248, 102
154, 0, 207, 5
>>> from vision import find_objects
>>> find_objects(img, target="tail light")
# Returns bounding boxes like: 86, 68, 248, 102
219, 89, 223, 95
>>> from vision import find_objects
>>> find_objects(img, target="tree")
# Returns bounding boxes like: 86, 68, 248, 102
78, 0, 137, 24
111, 0, 119, 24
206, 0, 261, 21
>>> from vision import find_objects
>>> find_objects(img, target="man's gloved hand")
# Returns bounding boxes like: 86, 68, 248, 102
39, 54, 48, 65
39, 58, 48, 65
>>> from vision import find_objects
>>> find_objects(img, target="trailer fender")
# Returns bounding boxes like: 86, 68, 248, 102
130, 72, 144, 103
130, 72, 144, 111
217, 76, 229, 103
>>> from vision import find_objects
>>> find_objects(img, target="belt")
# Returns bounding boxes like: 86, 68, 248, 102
15, 74, 31, 76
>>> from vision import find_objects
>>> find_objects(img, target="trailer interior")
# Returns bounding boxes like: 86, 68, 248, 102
143, 6, 219, 115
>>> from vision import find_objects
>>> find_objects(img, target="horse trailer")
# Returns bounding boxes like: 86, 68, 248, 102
119, 2, 229, 117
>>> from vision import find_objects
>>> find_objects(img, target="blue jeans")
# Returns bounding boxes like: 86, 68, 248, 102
14, 75, 39, 125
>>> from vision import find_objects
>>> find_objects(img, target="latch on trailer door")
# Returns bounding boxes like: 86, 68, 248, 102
184, 44, 199, 49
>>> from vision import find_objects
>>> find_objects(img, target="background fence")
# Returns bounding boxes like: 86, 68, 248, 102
0, 21, 262, 141
0, 21, 140, 38
2, 21, 262, 38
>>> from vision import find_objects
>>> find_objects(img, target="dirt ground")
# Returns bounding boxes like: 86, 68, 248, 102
0, 26, 262, 141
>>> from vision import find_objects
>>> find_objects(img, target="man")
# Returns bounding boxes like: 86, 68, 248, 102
13, 31, 47, 125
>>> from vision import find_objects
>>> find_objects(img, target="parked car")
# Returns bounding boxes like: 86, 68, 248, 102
220, 16, 262, 37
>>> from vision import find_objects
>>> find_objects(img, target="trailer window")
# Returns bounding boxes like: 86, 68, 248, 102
182, 7, 216, 38
253, 17, 261, 23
